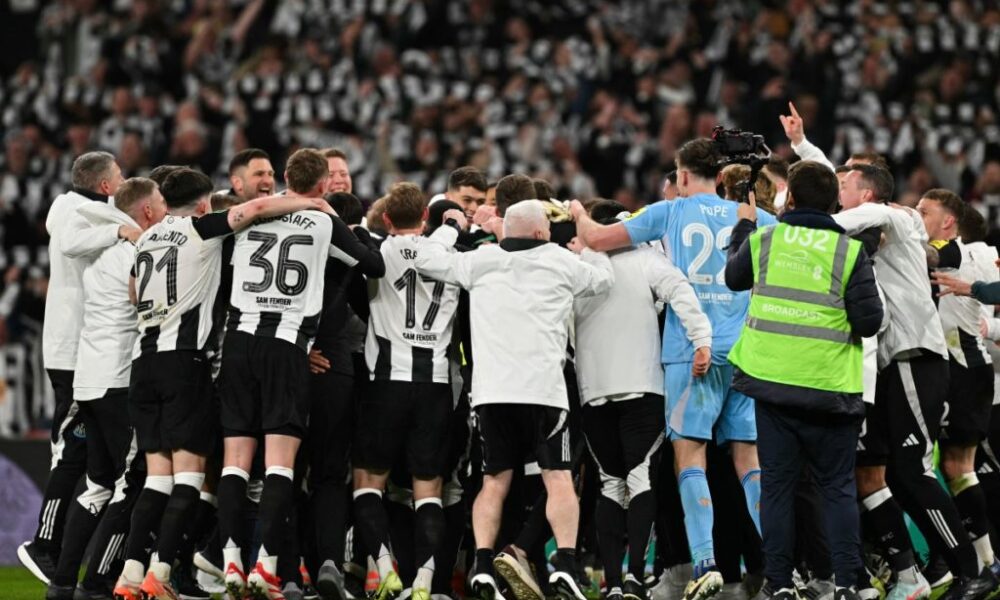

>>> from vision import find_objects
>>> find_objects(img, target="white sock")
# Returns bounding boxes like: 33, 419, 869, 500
898, 565, 922, 585
973, 535, 996, 568
223, 542, 243, 571
150, 561, 171, 582
413, 558, 435, 591
259, 547, 278, 574
122, 559, 145, 583
375, 545, 395, 579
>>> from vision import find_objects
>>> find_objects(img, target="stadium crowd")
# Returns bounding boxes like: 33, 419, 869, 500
3, 0, 1000, 434
5, 4, 1000, 600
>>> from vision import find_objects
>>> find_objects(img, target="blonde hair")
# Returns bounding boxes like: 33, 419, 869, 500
720, 164, 776, 214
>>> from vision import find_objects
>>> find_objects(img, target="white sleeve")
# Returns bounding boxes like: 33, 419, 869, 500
413, 226, 476, 288
641, 249, 712, 348
832, 203, 908, 240
571, 249, 615, 298
61, 208, 120, 258
791, 136, 836, 172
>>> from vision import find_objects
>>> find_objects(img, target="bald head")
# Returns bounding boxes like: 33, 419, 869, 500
503, 200, 550, 241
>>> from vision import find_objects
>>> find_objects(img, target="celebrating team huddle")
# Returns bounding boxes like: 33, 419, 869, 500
16, 110, 1000, 600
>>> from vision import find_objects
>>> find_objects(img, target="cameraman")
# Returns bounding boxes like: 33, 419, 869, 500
573, 137, 776, 600
725, 161, 883, 600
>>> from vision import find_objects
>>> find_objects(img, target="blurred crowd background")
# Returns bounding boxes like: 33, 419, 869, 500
0, 0, 999, 436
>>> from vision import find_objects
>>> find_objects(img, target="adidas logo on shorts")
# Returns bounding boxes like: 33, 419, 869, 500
901, 434, 920, 448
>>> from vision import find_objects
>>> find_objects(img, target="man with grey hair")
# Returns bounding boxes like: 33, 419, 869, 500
47, 177, 167, 600
18, 151, 138, 585
414, 200, 614, 600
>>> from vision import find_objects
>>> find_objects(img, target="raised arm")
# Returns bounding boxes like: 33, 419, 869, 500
780, 102, 836, 172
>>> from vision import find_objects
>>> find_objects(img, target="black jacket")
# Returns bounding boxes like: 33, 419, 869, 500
724, 208, 884, 417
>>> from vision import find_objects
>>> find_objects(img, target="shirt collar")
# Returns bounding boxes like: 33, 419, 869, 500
72, 186, 109, 203
499, 238, 548, 252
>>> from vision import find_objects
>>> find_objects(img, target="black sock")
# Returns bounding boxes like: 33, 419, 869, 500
155, 484, 201, 565
52, 501, 102, 586
952, 479, 993, 541
217, 472, 249, 553
514, 492, 552, 552
475, 548, 495, 577
123, 488, 171, 563
432, 500, 466, 593
861, 492, 917, 573
977, 450, 1000, 556
595, 495, 626, 588
177, 496, 217, 566
258, 473, 294, 556
627, 491, 656, 581
415, 500, 446, 575
353, 490, 392, 562
551, 548, 577, 574
888, 470, 981, 579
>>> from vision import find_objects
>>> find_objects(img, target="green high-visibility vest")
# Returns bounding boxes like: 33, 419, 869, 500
728, 223, 864, 393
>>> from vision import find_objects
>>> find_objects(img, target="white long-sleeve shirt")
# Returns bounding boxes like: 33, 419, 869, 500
43, 190, 121, 370
834, 203, 947, 368
791, 136, 837, 172
574, 245, 710, 405
414, 226, 614, 410
73, 202, 140, 400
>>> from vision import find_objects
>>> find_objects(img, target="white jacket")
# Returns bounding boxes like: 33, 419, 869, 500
73, 202, 140, 400
43, 190, 122, 370
574, 246, 710, 404
415, 227, 614, 410
834, 203, 947, 368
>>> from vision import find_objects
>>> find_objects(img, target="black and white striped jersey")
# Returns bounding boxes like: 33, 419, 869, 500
133, 212, 233, 358
365, 234, 460, 383
227, 210, 334, 351
937, 239, 993, 368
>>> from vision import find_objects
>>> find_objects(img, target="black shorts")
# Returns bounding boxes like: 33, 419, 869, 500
352, 380, 453, 480
940, 360, 994, 446
130, 351, 218, 455
218, 331, 310, 438
475, 403, 572, 476
856, 354, 948, 468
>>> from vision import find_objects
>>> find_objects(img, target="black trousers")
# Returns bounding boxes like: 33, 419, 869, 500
34, 370, 88, 555
307, 366, 355, 567
755, 400, 862, 590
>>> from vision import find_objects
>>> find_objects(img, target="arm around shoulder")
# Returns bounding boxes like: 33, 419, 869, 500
61, 209, 122, 258
414, 226, 475, 288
